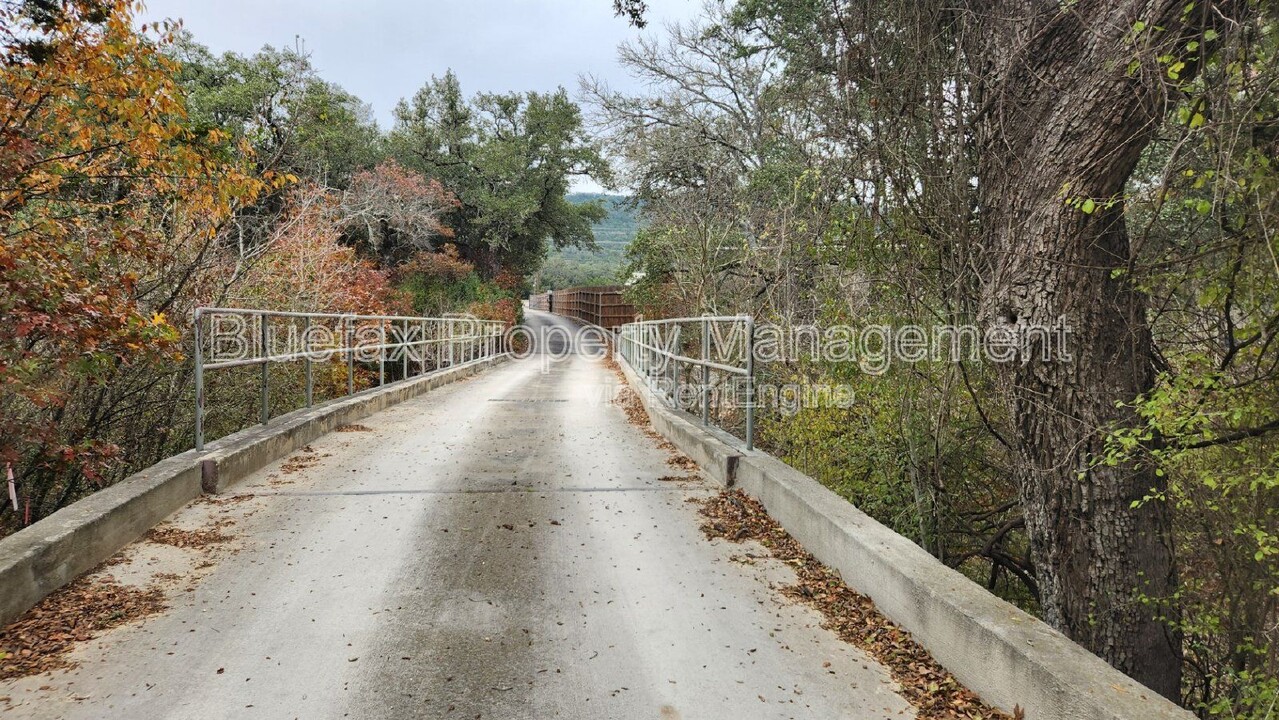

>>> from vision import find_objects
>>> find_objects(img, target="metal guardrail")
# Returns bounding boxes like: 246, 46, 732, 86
617, 316, 755, 450
193, 307, 506, 450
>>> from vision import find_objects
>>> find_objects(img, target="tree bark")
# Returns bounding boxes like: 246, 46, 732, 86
963, 0, 1225, 699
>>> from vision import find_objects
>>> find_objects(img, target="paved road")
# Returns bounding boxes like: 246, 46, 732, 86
1, 310, 911, 720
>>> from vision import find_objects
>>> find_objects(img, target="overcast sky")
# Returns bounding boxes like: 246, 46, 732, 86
141, 0, 701, 130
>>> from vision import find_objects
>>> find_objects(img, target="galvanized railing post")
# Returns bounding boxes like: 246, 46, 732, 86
378, 320, 386, 387
447, 320, 455, 367
346, 315, 355, 395
194, 309, 204, 451
304, 315, 313, 408
701, 318, 710, 426
260, 315, 269, 425
419, 319, 427, 376
402, 318, 409, 378
745, 316, 755, 451
667, 324, 678, 407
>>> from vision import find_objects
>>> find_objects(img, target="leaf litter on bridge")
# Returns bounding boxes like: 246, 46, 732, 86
695, 490, 1021, 720
145, 524, 234, 549
0, 574, 167, 682
0, 495, 260, 688
605, 348, 704, 479
604, 341, 1016, 719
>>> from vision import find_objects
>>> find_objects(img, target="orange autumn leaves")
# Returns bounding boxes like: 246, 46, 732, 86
0, 1, 265, 473
233, 182, 411, 317
0, 2, 483, 516
233, 160, 462, 315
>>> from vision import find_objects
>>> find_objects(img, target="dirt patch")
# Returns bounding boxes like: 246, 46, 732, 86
0, 576, 166, 680
335, 424, 373, 432
694, 490, 1018, 720
144, 525, 233, 549
658, 474, 697, 483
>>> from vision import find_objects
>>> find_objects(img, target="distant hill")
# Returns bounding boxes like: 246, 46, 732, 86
566, 192, 640, 247
535, 193, 641, 290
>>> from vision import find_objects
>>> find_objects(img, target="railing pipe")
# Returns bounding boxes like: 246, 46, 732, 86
304, 316, 313, 408
194, 309, 205, 451
260, 317, 270, 425
346, 315, 355, 396
617, 315, 756, 452
376, 320, 384, 386
193, 307, 506, 451
701, 317, 710, 427
745, 317, 755, 451
402, 319, 409, 379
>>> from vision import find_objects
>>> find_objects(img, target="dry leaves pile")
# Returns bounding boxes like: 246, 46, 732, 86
607, 345, 709, 485
612, 384, 655, 433
145, 525, 233, 549
280, 446, 322, 474
335, 424, 373, 432
197, 493, 256, 507
0, 576, 166, 680
605, 347, 655, 429
695, 490, 1017, 720
666, 452, 698, 472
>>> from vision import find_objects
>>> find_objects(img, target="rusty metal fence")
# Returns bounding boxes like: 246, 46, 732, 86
532, 286, 635, 330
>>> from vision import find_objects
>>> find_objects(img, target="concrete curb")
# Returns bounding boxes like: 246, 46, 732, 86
0, 355, 509, 627
615, 354, 1194, 720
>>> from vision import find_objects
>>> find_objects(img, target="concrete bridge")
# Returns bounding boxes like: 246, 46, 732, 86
0, 309, 1194, 720
0, 311, 910, 718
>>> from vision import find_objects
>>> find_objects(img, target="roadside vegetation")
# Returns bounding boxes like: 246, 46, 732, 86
599, 1, 1279, 717
0, 0, 609, 535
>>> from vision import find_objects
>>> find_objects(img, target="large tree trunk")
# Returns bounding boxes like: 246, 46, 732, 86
964, 0, 1224, 699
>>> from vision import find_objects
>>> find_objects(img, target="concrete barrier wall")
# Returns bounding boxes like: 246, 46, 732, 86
0, 355, 509, 627
614, 354, 1194, 720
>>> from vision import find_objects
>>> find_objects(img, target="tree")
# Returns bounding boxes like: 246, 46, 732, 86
730, 0, 1265, 699
388, 71, 613, 277
171, 37, 382, 187
234, 182, 410, 316
338, 160, 458, 264
960, 0, 1254, 698
0, 0, 264, 527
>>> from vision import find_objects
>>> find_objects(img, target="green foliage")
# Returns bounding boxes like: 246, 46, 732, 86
389, 71, 612, 277
170, 34, 383, 187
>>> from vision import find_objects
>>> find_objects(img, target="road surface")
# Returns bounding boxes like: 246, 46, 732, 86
0, 310, 912, 720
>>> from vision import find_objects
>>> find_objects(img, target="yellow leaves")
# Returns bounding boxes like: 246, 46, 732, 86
264, 171, 300, 190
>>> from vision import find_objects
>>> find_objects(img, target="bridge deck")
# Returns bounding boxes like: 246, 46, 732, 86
0, 311, 910, 719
